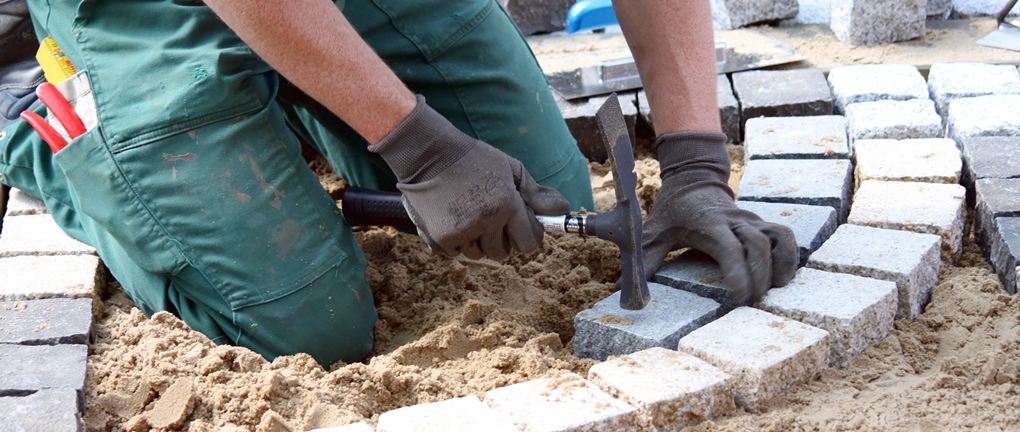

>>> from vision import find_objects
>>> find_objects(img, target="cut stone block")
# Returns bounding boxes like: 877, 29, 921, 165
676, 307, 829, 411
794, 0, 831, 23
758, 268, 898, 368
826, 64, 928, 114
4, 187, 48, 216
927, 63, 1020, 118
974, 178, 1020, 255
483, 373, 647, 432
503, 0, 574, 35
557, 92, 638, 162
0, 344, 87, 407
0, 389, 82, 432
651, 250, 741, 311
926, 0, 953, 17
0, 255, 105, 301
844, 99, 942, 144
731, 69, 833, 130
848, 181, 966, 262
807, 224, 942, 320
0, 214, 96, 257
640, 75, 739, 143
735, 201, 839, 266
830, 0, 925, 46
853, 138, 962, 186
376, 395, 519, 432
587, 347, 736, 428
743, 116, 849, 162
711, 0, 799, 30
961, 136, 1020, 200
954, 0, 1020, 17
0, 298, 94, 345
988, 217, 1020, 295
737, 159, 854, 223
574, 282, 719, 361
946, 95, 1020, 145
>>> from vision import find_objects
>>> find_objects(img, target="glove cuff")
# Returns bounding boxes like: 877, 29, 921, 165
653, 131, 730, 181
368, 94, 475, 183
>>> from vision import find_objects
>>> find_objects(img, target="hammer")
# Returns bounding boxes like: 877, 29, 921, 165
340, 94, 651, 310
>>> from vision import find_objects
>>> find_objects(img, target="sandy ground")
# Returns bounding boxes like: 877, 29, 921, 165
81, 148, 1019, 432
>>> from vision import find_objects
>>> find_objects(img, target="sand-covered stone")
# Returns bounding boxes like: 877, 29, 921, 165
558, 92, 638, 163
735, 201, 838, 265
0, 214, 95, 257
574, 282, 719, 361
827, 64, 928, 114
974, 178, 1020, 255
830, 0, 925, 46
807, 224, 942, 320
377, 395, 519, 432
954, 0, 1020, 17
988, 217, 1020, 295
484, 373, 648, 432
640, 76, 739, 143
0, 298, 94, 345
0, 255, 105, 301
844, 99, 942, 144
759, 268, 898, 367
676, 307, 829, 411
737, 159, 853, 222
961, 136, 1020, 200
946, 95, 1020, 145
743, 116, 849, 162
588, 347, 737, 428
927, 62, 1020, 118
731, 69, 833, 126
0, 388, 81, 432
854, 138, 962, 186
4, 187, 48, 216
711, 0, 799, 30
848, 181, 967, 262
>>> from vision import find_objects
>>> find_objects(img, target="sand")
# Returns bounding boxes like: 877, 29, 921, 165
82, 149, 1019, 432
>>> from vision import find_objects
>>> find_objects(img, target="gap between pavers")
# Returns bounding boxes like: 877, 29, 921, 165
737, 159, 854, 223
853, 138, 961, 187
758, 268, 897, 368
743, 116, 849, 163
807, 224, 942, 320
376, 395, 519, 432
826, 64, 928, 114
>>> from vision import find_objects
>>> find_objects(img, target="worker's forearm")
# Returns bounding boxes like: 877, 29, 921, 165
204, 0, 416, 144
613, 0, 721, 135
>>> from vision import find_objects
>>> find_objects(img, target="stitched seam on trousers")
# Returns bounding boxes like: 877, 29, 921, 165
421, 0, 493, 62
109, 99, 264, 153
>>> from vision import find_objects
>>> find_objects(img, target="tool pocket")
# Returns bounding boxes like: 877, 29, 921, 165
369, 0, 494, 61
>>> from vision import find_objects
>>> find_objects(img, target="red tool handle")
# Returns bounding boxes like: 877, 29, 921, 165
36, 82, 86, 139
20, 111, 67, 153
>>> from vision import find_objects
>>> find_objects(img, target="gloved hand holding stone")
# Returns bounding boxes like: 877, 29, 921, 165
369, 95, 571, 260
642, 131, 798, 304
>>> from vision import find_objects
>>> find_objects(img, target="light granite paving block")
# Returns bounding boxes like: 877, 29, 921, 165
854, 138, 962, 186
844, 99, 942, 144
926, 0, 953, 17
588, 347, 737, 428
961, 136, 1020, 201
848, 181, 966, 262
574, 282, 719, 361
0, 214, 95, 257
0, 298, 94, 345
827, 64, 928, 114
640, 76, 739, 143
377, 395, 519, 432
483, 373, 648, 432
946, 95, 1020, 145
0, 344, 87, 408
711, 0, 799, 30
830, 0, 925, 46
0, 255, 105, 301
676, 307, 829, 411
744, 116, 849, 162
557, 92, 638, 162
807, 224, 942, 320
735, 201, 838, 266
0, 389, 82, 432
737, 159, 854, 223
794, 0, 830, 23
731, 69, 834, 128
4, 187, 48, 216
988, 217, 1020, 295
758, 268, 898, 368
927, 63, 1020, 118
954, 0, 1020, 17
974, 178, 1020, 255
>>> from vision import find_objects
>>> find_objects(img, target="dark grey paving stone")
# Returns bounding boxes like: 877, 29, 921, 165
651, 250, 743, 312
503, 0, 573, 35
961, 136, 1020, 203
574, 282, 719, 361
736, 201, 838, 266
731, 69, 833, 136
0, 298, 94, 345
557, 92, 638, 162
0, 389, 82, 432
0, 344, 87, 406
639, 76, 740, 143
743, 116, 849, 162
988, 217, 1020, 295
974, 178, 1020, 257
737, 159, 854, 223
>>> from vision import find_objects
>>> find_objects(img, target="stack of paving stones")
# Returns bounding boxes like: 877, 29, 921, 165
0, 188, 103, 432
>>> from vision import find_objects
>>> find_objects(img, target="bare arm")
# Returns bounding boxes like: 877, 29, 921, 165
612, 0, 721, 135
203, 0, 417, 144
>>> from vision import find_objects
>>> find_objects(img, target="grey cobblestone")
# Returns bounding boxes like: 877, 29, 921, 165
845, 99, 942, 144
737, 159, 854, 223
731, 69, 833, 130
0, 214, 96, 257
0, 255, 105, 301
0, 298, 94, 345
743, 116, 849, 162
0, 388, 82, 432
827, 64, 928, 114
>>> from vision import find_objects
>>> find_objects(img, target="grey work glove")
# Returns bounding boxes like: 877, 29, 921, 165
642, 132, 798, 304
369, 95, 571, 260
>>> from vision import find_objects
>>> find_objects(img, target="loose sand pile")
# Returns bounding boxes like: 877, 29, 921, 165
84, 151, 1018, 432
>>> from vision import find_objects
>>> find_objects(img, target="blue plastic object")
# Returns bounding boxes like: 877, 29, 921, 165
565, 0, 618, 34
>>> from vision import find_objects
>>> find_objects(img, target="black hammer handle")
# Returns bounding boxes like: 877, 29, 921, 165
340, 187, 417, 230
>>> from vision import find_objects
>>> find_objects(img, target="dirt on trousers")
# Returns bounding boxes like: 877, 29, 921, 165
84, 149, 1019, 432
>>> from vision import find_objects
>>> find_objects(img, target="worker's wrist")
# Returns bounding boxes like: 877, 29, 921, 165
653, 131, 729, 183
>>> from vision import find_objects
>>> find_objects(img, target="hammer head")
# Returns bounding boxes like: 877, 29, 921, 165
594, 94, 650, 310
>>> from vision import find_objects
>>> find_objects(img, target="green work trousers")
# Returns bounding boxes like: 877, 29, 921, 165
0, 0, 593, 367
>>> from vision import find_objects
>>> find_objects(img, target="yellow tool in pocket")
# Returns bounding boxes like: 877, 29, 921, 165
36, 36, 76, 85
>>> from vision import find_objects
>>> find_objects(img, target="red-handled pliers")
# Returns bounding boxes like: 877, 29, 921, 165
20, 82, 87, 154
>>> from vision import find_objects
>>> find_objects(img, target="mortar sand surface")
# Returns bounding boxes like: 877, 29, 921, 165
80, 147, 1020, 431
